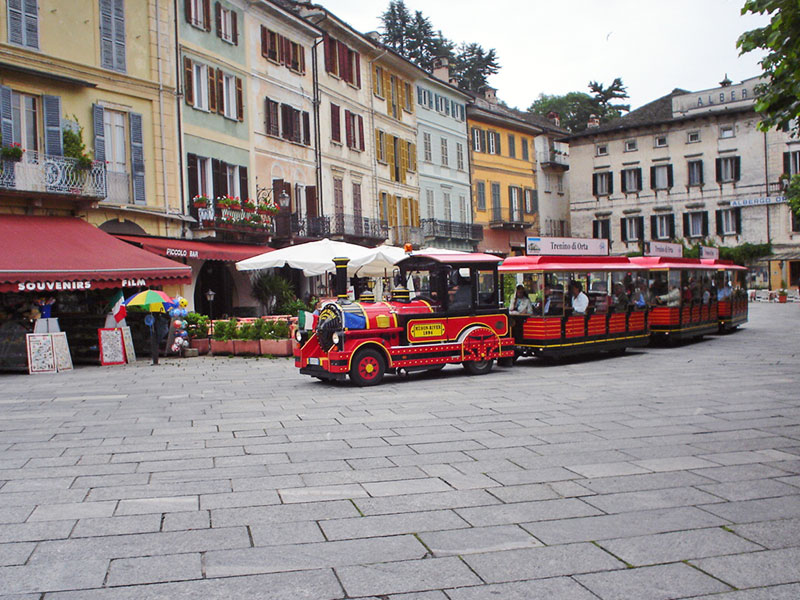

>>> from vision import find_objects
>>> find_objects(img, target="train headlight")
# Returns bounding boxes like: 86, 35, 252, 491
331, 332, 340, 345
295, 330, 303, 343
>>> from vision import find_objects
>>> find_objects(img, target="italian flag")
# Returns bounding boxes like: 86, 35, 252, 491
298, 311, 318, 331
110, 290, 127, 323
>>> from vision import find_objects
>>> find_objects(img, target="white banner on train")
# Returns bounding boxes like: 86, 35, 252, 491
700, 246, 720, 259
644, 241, 683, 258
525, 237, 609, 256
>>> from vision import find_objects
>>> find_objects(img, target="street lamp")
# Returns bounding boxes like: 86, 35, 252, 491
278, 190, 290, 209
205, 289, 216, 322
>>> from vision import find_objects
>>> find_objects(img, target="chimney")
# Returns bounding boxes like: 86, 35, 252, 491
587, 114, 600, 129
547, 111, 561, 127
432, 56, 449, 83
719, 73, 732, 87
366, 31, 381, 42
481, 86, 498, 104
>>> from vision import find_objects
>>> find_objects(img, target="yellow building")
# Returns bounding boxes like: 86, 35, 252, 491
0, 0, 182, 239
468, 88, 543, 255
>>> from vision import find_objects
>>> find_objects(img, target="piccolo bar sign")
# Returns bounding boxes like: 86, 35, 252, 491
526, 237, 609, 256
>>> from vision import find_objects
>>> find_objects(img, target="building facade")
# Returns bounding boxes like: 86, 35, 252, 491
468, 88, 542, 256
531, 113, 571, 238
568, 76, 800, 289
415, 59, 479, 251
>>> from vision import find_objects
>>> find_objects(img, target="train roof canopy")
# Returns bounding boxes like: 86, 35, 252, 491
700, 258, 747, 271
398, 253, 503, 269
630, 256, 719, 270
499, 255, 646, 272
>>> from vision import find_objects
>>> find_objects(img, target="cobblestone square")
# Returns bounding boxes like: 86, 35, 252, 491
1, 303, 798, 599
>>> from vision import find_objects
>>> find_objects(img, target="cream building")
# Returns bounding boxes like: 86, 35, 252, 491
568, 76, 800, 289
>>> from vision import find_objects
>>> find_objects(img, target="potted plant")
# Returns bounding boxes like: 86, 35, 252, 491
217, 196, 231, 210
0, 143, 24, 162
233, 321, 260, 355
210, 317, 236, 354
242, 199, 256, 213
186, 312, 210, 354
193, 195, 209, 209
260, 318, 293, 355
778, 280, 788, 303
228, 196, 241, 210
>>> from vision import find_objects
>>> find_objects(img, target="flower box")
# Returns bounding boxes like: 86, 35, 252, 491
210, 340, 234, 355
190, 338, 210, 355
233, 339, 260, 355
259, 338, 293, 356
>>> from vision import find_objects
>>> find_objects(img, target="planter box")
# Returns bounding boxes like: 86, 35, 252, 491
779, 295, 788, 303
190, 338, 210, 355
259, 338, 293, 356
210, 339, 234, 355
234, 339, 260, 355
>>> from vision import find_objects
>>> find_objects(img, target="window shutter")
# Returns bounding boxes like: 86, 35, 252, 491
592, 173, 598, 196
784, 152, 791, 176
92, 103, 105, 163
338, 41, 348, 80
701, 211, 709, 237
637, 216, 645, 241
184, 0, 191, 23
733, 156, 741, 181
416, 86, 423, 106
303, 111, 310, 146
620, 218, 628, 242
276, 34, 284, 65
0, 86, 12, 149
212, 159, 224, 197
264, 97, 272, 135
715, 209, 723, 235
111, 0, 125, 71
479, 129, 486, 153
734, 207, 742, 234
683, 213, 690, 237
203, 0, 211, 31
305, 186, 318, 218
698, 160, 704, 185
232, 10, 238, 45
398, 79, 406, 112
667, 164, 673, 188
8, 0, 23, 45
235, 77, 243, 122
387, 135, 396, 179
650, 166, 656, 190
400, 139, 408, 184
410, 142, 416, 171
183, 57, 194, 105
344, 110, 352, 147
372, 66, 380, 96
668, 214, 675, 239
593, 220, 600, 238
494, 132, 501, 155
260, 26, 267, 57
650, 215, 658, 240
620, 170, 627, 193
207, 66, 216, 112
354, 53, 361, 88
299, 46, 305, 73
323, 34, 333, 73
283, 36, 291, 68
608, 172, 613, 195
383, 70, 391, 111
715, 158, 722, 183
99, 0, 114, 69
636, 168, 643, 191
186, 154, 198, 200
129, 112, 146, 205
216, 69, 224, 115
330, 104, 340, 142
374, 129, 381, 161
239, 165, 248, 199
357, 115, 365, 151
42, 95, 63, 156
292, 109, 301, 143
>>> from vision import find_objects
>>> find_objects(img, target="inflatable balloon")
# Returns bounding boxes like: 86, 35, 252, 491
178, 297, 189, 308
174, 320, 182, 329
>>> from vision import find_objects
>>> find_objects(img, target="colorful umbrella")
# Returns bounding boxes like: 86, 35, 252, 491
123, 290, 175, 313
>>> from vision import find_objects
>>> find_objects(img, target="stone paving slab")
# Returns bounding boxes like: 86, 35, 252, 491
0, 304, 797, 598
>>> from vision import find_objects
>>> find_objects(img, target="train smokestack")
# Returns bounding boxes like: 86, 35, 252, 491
333, 257, 350, 301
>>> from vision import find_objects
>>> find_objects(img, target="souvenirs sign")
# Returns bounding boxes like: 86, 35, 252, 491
26, 334, 56, 374
98, 328, 126, 366
526, 237, 608, 257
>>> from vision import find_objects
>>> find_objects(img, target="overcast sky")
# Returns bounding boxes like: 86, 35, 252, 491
320, 0, 770, 111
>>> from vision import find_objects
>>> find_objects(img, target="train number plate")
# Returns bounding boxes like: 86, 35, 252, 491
308, 358, 320, 366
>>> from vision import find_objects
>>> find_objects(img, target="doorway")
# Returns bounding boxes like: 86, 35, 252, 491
194, 261, 234, 319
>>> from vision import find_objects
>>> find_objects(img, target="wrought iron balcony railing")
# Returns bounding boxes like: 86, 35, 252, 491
536, 150, 569, 168
490, 206, 528, 229
330, 213, 388, 240
390, 225, 424, 247
190, 197, 274, 236
421, 219, 483, 241
0, 152, 106, 198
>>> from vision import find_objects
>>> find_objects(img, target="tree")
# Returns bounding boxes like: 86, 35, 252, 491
380, 0, 412, 55
588, 77, 630, 120
451, 43, 501, 93
737, 0, 800, 135
527, 92, 598, 132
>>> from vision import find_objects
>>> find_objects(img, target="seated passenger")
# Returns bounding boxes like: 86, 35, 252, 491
534, 284, 554, 315
631, 282, 648, 308
449, 276, 472, 310
509, 285, 533, 315
612, 283, 630, 311
568, 280, 589, 315
656, 285, 681, 307
717, 284, 732, 300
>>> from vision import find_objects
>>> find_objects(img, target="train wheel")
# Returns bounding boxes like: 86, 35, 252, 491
463, 358, 494, 375
350, 349, 386, 386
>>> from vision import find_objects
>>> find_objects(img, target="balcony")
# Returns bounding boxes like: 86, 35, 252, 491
536, 150, 569, 170
768, 181, 786, 195
489, 206, 528, 229
289, 214, 331, 239
329, 213, 388, 242
390, 225, 424, 247
105, 171, 131, 204
421, 219, 483, 241
0, 152, 106, 200
190, 198, 274, 239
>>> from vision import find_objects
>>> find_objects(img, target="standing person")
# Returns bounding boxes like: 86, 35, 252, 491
509, 285, 533, 315
569, 281, 589, 315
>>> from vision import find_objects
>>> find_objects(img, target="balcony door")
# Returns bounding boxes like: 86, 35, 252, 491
11, 92, 39, 155
104, 109, 130, 203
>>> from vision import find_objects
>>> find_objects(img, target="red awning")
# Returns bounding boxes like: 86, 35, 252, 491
500, 255, 647, 272
115, 235, 272, 262
0, 215, 192, 292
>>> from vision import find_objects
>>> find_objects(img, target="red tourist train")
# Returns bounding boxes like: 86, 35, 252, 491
294, 246, 748, 386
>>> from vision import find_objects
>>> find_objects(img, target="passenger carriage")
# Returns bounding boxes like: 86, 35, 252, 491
294, 253, 515, 386
630, 256, 720, 341
701, 258, 749, 331
499, 255, 651, 358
